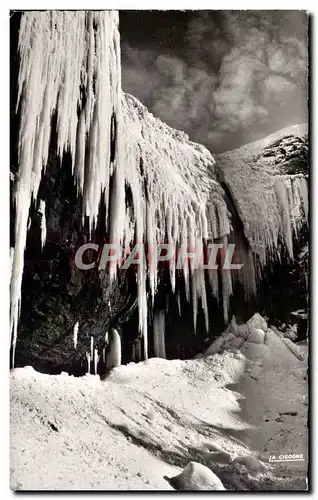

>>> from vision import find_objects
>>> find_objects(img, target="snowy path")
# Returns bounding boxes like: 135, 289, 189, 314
226, 333, 308, 479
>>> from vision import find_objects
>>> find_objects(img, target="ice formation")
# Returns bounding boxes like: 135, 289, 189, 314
94, 348, 99, 375
86, 352, 91, 375
106, 328, 121, 369
153, 310, 166, 359
120, 93, 234, 354
73, 322, 79, 349
38, 200, 47, 250
10, 11, 121, 367
216, 146, 309, 268
90, 336, 94, 361
10, 11, 309, 366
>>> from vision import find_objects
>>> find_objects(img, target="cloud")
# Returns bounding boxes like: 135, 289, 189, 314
121, 11, 308, 152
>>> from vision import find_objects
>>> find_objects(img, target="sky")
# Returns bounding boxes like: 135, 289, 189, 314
119, 11, 308, 153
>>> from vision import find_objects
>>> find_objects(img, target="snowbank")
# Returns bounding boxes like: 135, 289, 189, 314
11, 318, 308, 490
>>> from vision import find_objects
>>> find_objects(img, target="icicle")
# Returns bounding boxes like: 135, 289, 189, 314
191, 271, 198, 333
10, 247, 15, 282
166, 205, 176, 293
193, 237, 209, 332
300, 177, 308, 220
147, 199, 157, 303
176, 292, 181, 316
11, 11, 121, 366
275, 177, 293, 260
94, 348, 98, 375
295, 176, 308, 221
38, 199, 46, 250
208, 269, 218, 302
73, 321, 79, 349
86, 352, 91, 375
90, 336, 94, 361
106, 328, 121, 369
198, 269, 209, 332
220, 235, 233, 325
153, 310, 166, 358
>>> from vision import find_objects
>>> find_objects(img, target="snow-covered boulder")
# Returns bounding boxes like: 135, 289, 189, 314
282, 338, 305, 361
202, 451, 232, 465
232, 455, 264, 473
269, 325, 284, 338
247, 313, 268, 332
228, 316, 240, 336
223, 333, 236, 347
248, 328, 265, 344
164, 462, 225, 490
230, 337, 245, 349
283, 324, 298, 342
204, 337, 224, 357
238, 324, 249, 339
240, 342, 268, 361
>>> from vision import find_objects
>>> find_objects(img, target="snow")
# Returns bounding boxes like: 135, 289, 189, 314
10, 323, 308, 490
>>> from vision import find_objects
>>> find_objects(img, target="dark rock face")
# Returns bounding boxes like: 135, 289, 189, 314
257, 225, 308, 335
260, 134, 308, 175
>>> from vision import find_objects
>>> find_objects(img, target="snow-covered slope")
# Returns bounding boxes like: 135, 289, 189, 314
10, 317, 308, 491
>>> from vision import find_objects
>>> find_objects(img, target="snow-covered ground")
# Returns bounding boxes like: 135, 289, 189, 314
10, 319, 308, 491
